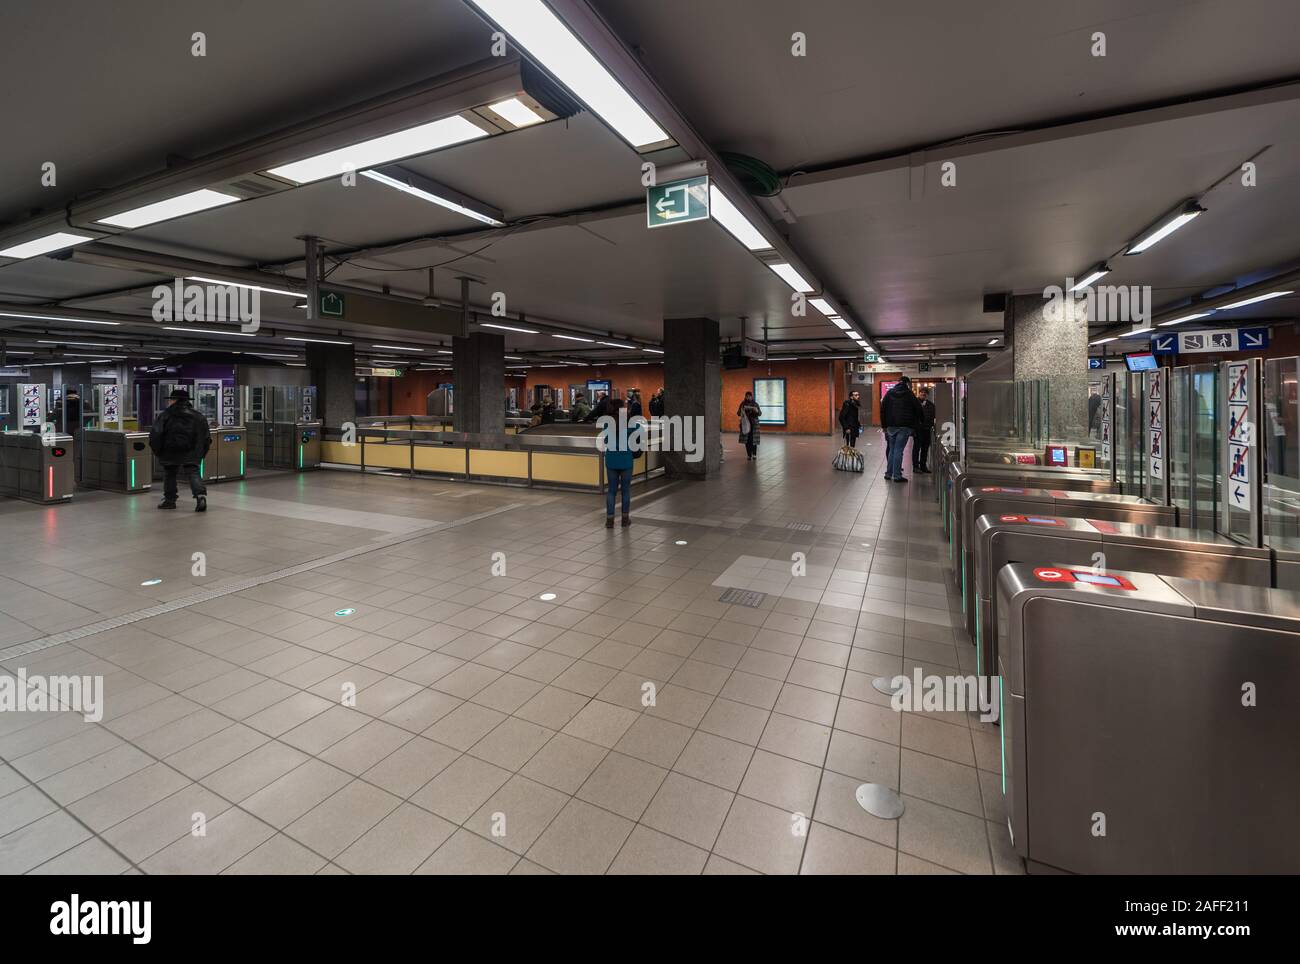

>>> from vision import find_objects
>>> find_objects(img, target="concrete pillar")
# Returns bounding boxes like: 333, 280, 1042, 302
1005, 293, 1089, 440
452, 331, 504, 434
305, 343, 356, 429
662, 316, 721, 479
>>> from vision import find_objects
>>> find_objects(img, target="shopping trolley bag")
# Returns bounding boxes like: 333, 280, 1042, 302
832, 445, 864, 473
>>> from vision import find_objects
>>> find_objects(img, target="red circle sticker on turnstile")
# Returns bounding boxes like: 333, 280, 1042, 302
999, 515, 1024, 522
1034, 568, 1075, 582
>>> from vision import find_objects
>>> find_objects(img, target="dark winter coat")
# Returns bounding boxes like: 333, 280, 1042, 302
838, 398, 862, 434
880, 382, 923, 430
149, 402, 212, 466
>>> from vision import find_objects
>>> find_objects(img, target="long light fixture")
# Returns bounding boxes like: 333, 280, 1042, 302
1069, 264, 1111, 292
360, 170, 504, 226
599, 341, 636, 349
480, 322, 538, 334
285, 336, 352, 345
185, 276, 299, 298
37, 340, 123, 347
371, 344, 424, 352
642, 348, 664, 355
830, 318, 852, 330
162, 327, 257, 337
97, 189, 239, 229
809, 298, 836, 316
767, 262, 814, 293
987, 338, 1000, 345
1157, 311, 1213, 327
267, 115, 488, 185
489, 97, 545, 128
1089, 336, 1117, 346
708, 186, 771, 251
1125, 199, 1204, 255
552, 334, 594, 343
467, 0, 667, 150
0, 311, 121, 326
0, 232, 94, 260
1217, 290, 1294, 311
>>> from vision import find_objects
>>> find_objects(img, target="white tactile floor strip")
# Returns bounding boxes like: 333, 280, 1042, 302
0, 503, 524, 662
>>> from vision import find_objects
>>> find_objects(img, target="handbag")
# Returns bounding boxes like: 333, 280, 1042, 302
832, 445, 864, 473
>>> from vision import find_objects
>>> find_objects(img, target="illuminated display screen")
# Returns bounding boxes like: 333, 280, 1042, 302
1026, 517, 1058, 524
223, 434, 241, 442
1075, 572, 1121, 587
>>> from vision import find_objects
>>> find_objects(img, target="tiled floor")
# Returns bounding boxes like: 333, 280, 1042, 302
0, 435, 1021, 875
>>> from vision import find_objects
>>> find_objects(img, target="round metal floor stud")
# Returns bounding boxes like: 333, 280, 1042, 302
856, 783, 905, 820
872, 675, 904, 696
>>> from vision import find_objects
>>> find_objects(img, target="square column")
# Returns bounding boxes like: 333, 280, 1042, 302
662, 316, 721, 479
1005, 293, 1089, 440
305, 342, 356, 429
452, 331, 505, 434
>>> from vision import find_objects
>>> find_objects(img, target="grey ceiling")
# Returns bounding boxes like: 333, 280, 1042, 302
2, 0, 1299, 362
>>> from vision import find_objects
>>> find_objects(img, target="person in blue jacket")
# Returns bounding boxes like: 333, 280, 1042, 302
601, 397, 642, 528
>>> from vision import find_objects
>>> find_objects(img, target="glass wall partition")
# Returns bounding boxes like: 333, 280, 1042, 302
1263, 356, 1300, 547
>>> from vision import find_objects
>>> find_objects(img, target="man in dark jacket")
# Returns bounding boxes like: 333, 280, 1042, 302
879, 376, 923, 483
149, 388, 211, 511
838, 390, 863, 448
648, 389, 665, 418
913, 387, 937, 474
585, 392, 610, 423
626, 391, 643, 419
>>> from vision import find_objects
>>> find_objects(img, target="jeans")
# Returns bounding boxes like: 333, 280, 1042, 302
163, 463, 206, 502
884, 427, 912, 479
605, 467, 631, 516
912, 427, 931, 469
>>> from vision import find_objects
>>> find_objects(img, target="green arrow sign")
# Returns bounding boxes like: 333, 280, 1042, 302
863, 352, 879, 363
319, 291, 345, 318
647, 175, 709, 228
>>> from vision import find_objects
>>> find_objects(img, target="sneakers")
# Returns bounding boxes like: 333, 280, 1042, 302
157, 501, 176, 510
893, 476, 909, 483
195, 496, 207, 512
605, 516, 614, 529
621, 515, 631, 527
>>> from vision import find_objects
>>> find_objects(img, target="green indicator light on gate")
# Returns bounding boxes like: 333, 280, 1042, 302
240, 450, 245, 475
130, 458, 135, 488
334, 608, 355, 617
961, 558, 967, 613
1000, 677, 1007, 795
299, 445, 303, 469
199, 459, 205, 478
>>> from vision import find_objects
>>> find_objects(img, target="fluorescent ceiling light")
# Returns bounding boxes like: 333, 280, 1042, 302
360, 170, 504, 226
1157, 312, 1212, 327
0, 232, 94, 259
250, 352, 300, 358
1121, 327, 1153, 338
489, 97, 545, 127
855, 341, 870, 348
37, 340, 122, 347
370, 344, 424, 352
479, 322, 538, 334
767, 262, 814, 293
642, 348, 664, 354
1125, 200, 1204, 255
0, 311, 121, 326
708, 185, 770, 251
162, 327, 257, 337
504, 355, 523, 360
830, 318, 852, 330
616, 361, 648, 365
186, 276, 298, 298
768, 357, 800, 362
1089, 336, 1117, 346
814, 355, 856, 359
552, 334, 594, 343
436, 350, 452, 354
599, 341, 636, 349
1217, 290, 1294, 311
468, 0, 667, 150
267, 115, 487, 184
987, 338, 999, 345
809, 298, 836, 316
1069, 264, 1111, 292
97, 189, 239, 228
285, 336, 352, 345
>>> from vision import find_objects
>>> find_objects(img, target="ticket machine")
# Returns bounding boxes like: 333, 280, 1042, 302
997, 563, 1300, 873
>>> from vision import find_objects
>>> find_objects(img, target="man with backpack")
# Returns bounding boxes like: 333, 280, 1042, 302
149, 388, 212, 511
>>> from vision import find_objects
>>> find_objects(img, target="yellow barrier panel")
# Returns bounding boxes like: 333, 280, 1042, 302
322, 441, 361, 465
413, 446, 467, 474
532, 451, 600, 486
362, 443, 411, 470
469, 448, 529, 479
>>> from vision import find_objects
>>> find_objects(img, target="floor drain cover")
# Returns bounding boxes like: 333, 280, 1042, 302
856, 783, 905, 820
719, 588, 766, 608
786, 522, 814, 532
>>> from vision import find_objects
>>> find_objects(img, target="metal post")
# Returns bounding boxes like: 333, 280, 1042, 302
305, 237, 320, 321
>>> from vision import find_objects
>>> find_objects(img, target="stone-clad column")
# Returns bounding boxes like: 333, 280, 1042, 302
662, 317, 721, 478
452, 331, 505, 434
1005, 293, 1089, 440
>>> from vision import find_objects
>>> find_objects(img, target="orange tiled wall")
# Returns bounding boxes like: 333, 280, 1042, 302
722, 360, 834, 434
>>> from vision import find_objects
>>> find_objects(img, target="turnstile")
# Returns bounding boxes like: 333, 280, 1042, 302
997, 563, 1300, 874
201, 426, 247, 482
0, 431, 75, 504
295, 421, 321, 470
957, 485, 1177, 637
78, 429, 152, 493
973, 515, 1271, 680
245, 420, 320, 471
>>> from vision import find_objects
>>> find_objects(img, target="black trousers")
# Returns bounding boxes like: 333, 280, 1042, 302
743, 432, 758, 457
912, 428, 932, 469
843, 428, 859, 448
163, 463, 207, 502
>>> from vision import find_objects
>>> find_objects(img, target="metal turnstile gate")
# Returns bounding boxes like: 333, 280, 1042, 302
997, 563, 1300, 874
79, 429, 151, 493
0, 431, 75, 504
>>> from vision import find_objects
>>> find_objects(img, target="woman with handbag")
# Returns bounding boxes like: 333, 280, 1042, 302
737, 392, 762, 461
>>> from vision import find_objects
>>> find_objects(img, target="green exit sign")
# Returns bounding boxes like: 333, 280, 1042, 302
863, 352, 879, 363
319, 291, 345, 317
647, 175, 709, 229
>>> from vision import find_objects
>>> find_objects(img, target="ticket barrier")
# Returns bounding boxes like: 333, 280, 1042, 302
944, 462, 1124, 587
973, 515, 1271, 681
245, 421, 320, 471
0, 431, 75, 504
78, 429, 151, 493
957, 486, 1177, 638
201, 427, 247, 482
295, 422, 322, 471
997, 563, 1300, 874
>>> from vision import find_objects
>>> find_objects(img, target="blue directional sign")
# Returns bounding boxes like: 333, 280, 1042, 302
1088, 357, 1104, 370
1238, 327, 1270, 350
1151, 332, 1179, 354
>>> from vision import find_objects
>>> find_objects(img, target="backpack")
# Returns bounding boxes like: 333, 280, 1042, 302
160, 409, 196, 454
